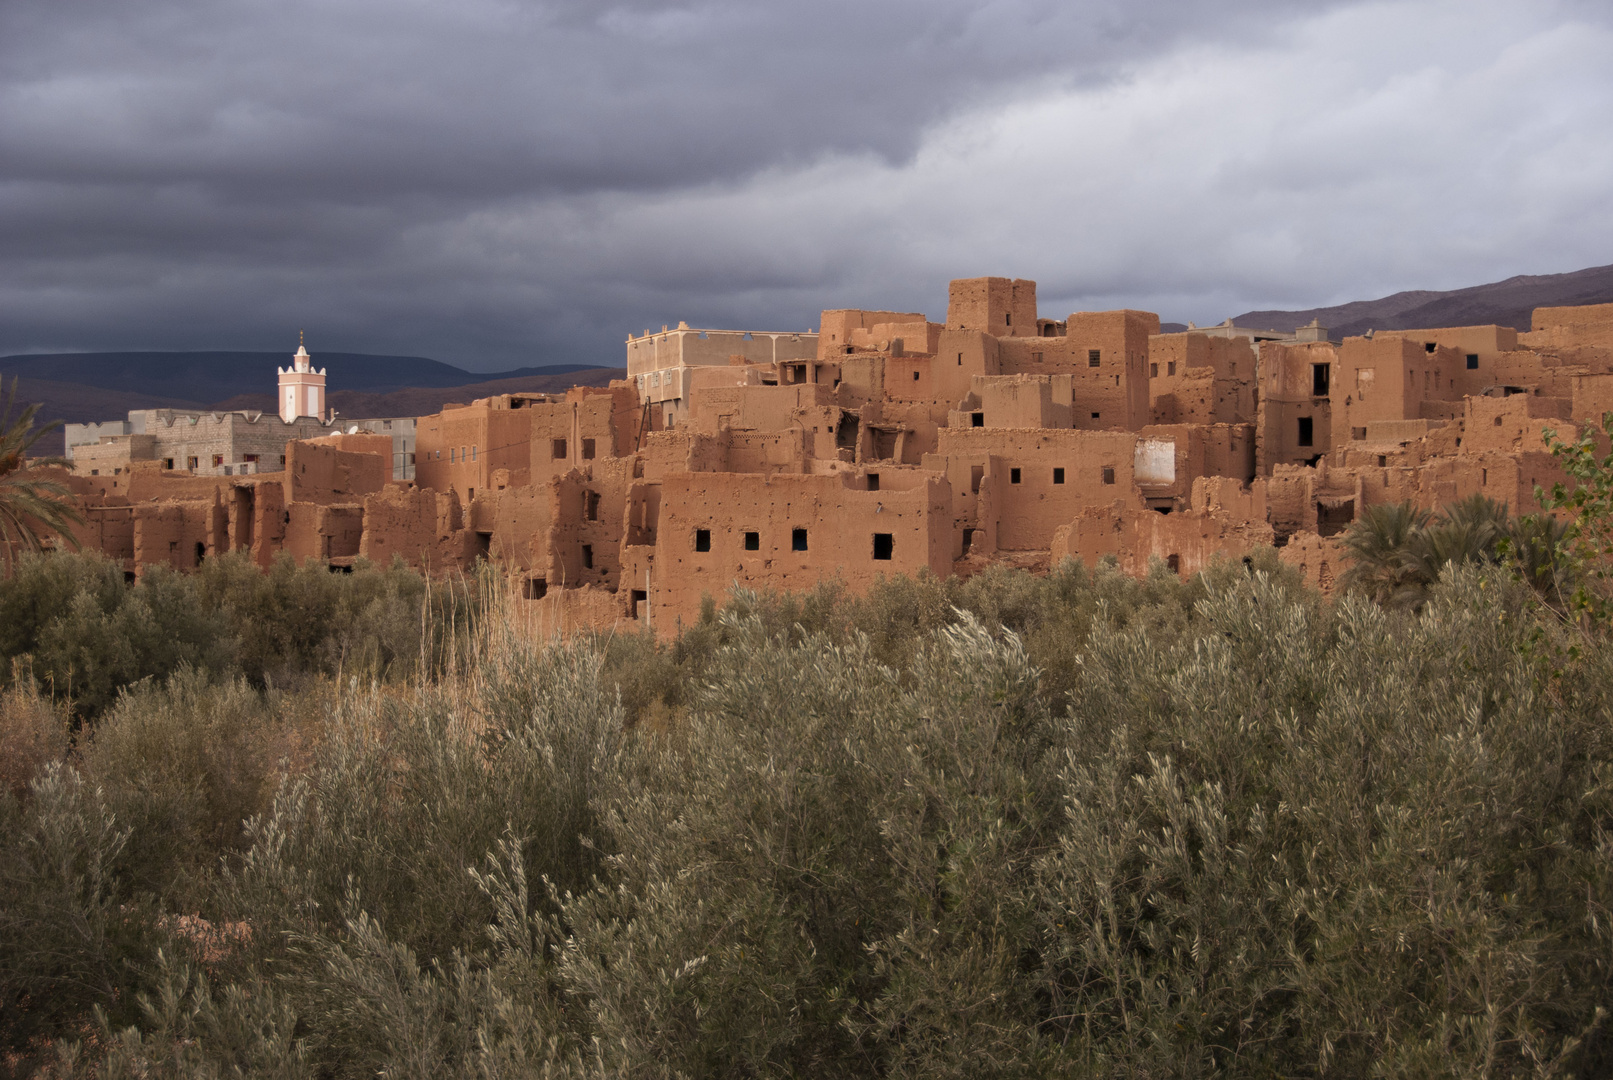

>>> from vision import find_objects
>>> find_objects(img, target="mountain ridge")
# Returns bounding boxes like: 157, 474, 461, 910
1230, 262, 1613, 339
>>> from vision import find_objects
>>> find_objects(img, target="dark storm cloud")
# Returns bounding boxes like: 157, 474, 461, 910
0, 0, 1609, 370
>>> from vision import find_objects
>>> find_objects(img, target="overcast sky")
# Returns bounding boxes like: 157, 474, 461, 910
2, 0, 1610, 371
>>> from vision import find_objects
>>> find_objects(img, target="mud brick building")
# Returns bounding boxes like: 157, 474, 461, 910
44, 287, 1613, 634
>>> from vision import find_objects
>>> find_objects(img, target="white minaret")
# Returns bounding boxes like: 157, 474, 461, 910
277, 332, 327, 423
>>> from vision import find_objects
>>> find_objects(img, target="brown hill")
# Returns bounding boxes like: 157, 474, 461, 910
1233, 263, 1613, 339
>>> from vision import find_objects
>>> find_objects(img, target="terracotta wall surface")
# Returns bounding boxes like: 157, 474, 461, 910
54, 284, 1613, 622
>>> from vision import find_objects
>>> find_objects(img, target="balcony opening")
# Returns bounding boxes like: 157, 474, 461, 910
1312, 363, 1330, 396
872, 533, 893, 561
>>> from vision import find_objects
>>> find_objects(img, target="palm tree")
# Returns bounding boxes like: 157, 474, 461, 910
1508, 512, 1575, 605
0, 379, 84, 567
1338, 501, 1432, 607
1402, 494, 1510, 584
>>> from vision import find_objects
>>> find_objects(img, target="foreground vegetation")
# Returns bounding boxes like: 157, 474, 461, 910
3, 542, 1612, 1078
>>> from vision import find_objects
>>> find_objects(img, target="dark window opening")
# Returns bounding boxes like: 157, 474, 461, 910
1053, 467, 1065, 484
1091, 412, 1100, 420
582, 438, 596, 459
1317, 499, 1355, 538
630, 589, 647, 618
474, 531, 492, 559
1425, 342, 1437, 353
586, 491, 600, 520
872, 533, 893, 560
524, 577, 548, 600
957, 352, 963, 365
1466, 353, 1479, 370
163, 458, 174, 470
792, 528, 808, 552
194, 541, 205, 564
971, 412, 984, 427
1166, 554, 1181, 574
1312, 362, 1330, 396
867, 472, 880, 491
912, 370, 920, 381
1088, 349, 1101, 367
960, 529, 974, 556
1352, 426, 1367, 440
970, 465, 984, 494
1298, 417, 1314, 447
1010, 467, 1022, 484
581, 544, 594, 569
552, 438, 567, 459
695, 528, 711, 552
744, 531, 759, 551
1102, 466, 1115, 485
1150, 363, 1158, 377
836, 413, 859, 450
1377, 454, 1388, 467
1494, 415, 1503, 426
1167, 361, 1176, 376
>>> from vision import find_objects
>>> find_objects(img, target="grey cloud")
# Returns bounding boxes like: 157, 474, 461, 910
0, 0, 1606, 371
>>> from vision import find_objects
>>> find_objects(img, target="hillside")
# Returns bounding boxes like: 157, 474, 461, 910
1232, 262, 1613, 338
0, 351, 605, 404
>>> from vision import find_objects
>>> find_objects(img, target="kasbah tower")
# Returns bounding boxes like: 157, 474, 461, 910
51, 276, 1613, 636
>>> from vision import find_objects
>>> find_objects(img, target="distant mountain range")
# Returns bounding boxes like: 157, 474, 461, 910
0, 351, 606, 405
1229, 262, 1613, 339
1, 352, 624, 456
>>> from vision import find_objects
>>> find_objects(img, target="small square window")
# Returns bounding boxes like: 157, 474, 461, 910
744, 531, 759, 551
1091, 412, 1100, 419
912, 370, 920, 381
187, 457, 199, 470
1377, 454, 1387, 467
1425, 342, 1437, 353
552, 438, 567, 459
1010, 467, 1022, 484
695, 528, 711, 552
211, 454, 222, 467
1102, 466, 1115, 485
867, 472, 880, 491
971, 412, 984, 427
582, 438, 596, 459
792, 528, 808, 552
1088, 349, 1101, 367
872, 533, 893, 560
1466, 354, 1479, 370
1053, 467, 1065, 484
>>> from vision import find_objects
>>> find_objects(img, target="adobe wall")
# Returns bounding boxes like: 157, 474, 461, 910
1257, 341, 1335, 472
649, 470, 952, 635
1526, 302, 1613, 350
359, 486, 472, 570
945, 278, 1038, 337
932, 427, 1140, 553
1050, 476, 1274, 578
284, 438, 389, 506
